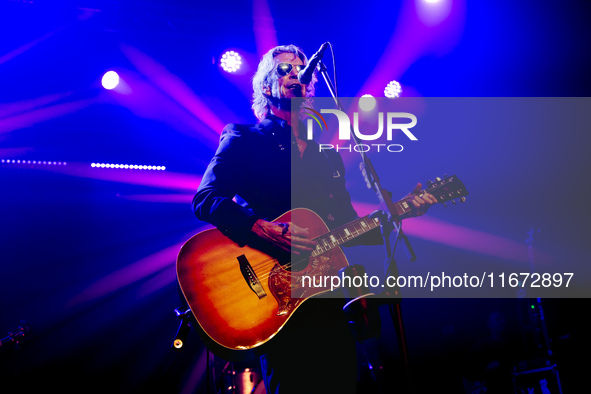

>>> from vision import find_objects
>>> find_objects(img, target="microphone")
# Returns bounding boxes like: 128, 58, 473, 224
298, 42, 329, 84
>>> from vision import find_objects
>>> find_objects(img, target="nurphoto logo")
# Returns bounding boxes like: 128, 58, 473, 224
304, 105, 418, 153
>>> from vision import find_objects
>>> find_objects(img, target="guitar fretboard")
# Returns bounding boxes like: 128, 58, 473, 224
310, 194, 423, 257
311, 215, 381, 257
308, 175, 469, 258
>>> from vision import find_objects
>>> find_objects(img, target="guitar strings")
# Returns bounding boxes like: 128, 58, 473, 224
248, 181, 463, 281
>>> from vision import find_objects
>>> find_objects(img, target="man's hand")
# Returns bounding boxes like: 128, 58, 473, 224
251, 219, 317, 254
405, 183, 437, 217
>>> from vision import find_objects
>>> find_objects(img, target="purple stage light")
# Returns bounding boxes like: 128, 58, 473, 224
120, 45, 229, 142
0, 97, 96, 134
220, 51, 242, 73
356, 0, 464, 98
253, 0, 278, 57
117, 193, 195, 204
68, 240, 188, 307
351, 200, 553, 265
418, 0, 453, 26
101, 71, 120, 90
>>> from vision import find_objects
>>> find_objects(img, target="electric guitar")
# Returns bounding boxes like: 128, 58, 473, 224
177, 175, 468, 357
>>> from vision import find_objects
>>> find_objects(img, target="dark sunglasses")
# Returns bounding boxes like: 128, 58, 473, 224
276, 63, 305, 76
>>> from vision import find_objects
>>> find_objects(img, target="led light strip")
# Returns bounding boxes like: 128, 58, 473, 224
1, 159, 166, 171
90, 163, 166, 171
1, 159, 67, 165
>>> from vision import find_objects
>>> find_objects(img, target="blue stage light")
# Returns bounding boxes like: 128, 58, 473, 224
384, 80, 402, 98
220, 51, 242, 73
101, 71, 120, 90
359, 94, 377, 111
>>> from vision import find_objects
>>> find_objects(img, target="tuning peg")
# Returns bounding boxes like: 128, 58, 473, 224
426, 180, 433, 186
435, 177, 442, 182
442, 203, 448, 208
451, 199, 457, 205
460, 197, 466, 203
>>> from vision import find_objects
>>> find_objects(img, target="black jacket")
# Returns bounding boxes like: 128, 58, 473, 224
192, 115, 359, 243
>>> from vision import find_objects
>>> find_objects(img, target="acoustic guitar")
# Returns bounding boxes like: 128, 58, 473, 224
177, 175, 468, 357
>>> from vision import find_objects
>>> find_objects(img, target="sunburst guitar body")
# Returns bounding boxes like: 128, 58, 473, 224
177, 175, 468, 357
177, 209, 348, 354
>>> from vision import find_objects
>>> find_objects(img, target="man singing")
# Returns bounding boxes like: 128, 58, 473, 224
193, 44, 436, 393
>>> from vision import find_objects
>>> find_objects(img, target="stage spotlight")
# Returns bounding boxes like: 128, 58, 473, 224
102, 71, 120, 90
384, 80, 402, 98
220, 51, 242, 73
359, 94, 376, 111
417, 0, 452, 25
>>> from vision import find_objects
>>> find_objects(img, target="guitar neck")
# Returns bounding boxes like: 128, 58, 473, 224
310, 174, 469, 257
311, 196, 415, 257
311, 215, 379, 257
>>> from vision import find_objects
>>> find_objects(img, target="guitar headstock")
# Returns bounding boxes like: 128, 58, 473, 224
1, 321, 30, 351
424, 175, 469, 206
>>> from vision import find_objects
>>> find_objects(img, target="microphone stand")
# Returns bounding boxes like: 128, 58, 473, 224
316, 59, 416, 392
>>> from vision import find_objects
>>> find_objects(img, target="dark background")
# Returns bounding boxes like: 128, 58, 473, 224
1, 0, 590, 392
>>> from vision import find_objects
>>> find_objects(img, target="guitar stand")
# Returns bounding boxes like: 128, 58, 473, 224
376, 209, 416, 394
170, 305, 219, 394
340, 264, 382, 343
315, 51, 418, 393
171, 306, 192, 351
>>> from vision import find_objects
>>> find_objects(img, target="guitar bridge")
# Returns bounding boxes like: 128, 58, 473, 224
237, 254, 267, 299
